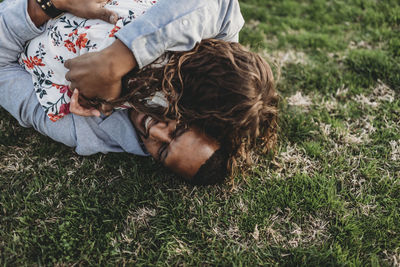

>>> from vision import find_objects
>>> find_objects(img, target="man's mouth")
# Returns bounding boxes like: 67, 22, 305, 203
144, 116, 152, 134
139, 114, 157, 139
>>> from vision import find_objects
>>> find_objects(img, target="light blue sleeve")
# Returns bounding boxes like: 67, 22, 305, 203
115, 0, 244, 68
0, 0, 148, 156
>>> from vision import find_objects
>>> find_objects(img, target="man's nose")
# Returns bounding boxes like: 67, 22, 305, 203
149, 121, 176, 143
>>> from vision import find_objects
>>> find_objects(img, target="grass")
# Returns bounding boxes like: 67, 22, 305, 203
1, 0, 399, 265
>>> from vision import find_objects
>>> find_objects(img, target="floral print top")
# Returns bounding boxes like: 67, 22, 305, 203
19, 0, 158, 122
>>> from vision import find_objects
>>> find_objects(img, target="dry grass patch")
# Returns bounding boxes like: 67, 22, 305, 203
265, 208, 330, 249
277, 144, 320, 178
262, 49, 309, 66
287, 91, 312, 109
390, 140, 400, 162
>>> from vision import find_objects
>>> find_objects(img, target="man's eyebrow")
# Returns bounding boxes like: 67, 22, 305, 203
171, 124, 188, 139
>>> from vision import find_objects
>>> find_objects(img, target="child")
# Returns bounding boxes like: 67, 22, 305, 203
19, 0, 158, 122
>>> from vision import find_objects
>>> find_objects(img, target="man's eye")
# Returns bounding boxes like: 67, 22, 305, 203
158, 143, 168, 162
172, 124, 188, 139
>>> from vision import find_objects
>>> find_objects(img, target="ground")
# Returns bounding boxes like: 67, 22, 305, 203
0, 0, 399, 265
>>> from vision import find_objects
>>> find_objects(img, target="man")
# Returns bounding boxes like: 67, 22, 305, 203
0, 0, 244, 184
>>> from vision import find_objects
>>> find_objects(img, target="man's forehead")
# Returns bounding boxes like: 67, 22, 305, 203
166, 130, 200, 160
164, 129, 219, 177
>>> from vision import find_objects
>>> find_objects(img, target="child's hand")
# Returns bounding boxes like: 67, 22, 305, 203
70, 89, 101, 117
53, 0, 119, 24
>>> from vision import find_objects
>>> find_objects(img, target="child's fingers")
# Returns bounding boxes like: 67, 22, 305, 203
99, 103, 113, 116
70, 89, 101, 117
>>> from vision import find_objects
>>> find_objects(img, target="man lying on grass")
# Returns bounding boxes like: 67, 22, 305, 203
0, 0, 278, 185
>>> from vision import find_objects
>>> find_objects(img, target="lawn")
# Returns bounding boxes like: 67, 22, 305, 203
1, 0, 399, 265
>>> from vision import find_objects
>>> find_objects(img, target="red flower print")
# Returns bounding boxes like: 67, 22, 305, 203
68, 29, 78, 37
66, 88, 73, 98
109, 26, 121, 37
75, 33, 88, 49
23, 58, 34, 69
48, 113, 64, 122
31, 56, 45, 67
52, 83, 61, 89
64, 40, 76, 53
52, 84, 72, 96
59, 103, 70, 115
60, 86, 69, 94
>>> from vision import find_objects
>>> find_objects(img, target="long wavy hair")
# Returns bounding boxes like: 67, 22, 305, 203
105, 39, 279, 174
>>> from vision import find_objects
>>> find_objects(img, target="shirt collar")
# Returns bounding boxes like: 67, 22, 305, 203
98, 109, 149, 156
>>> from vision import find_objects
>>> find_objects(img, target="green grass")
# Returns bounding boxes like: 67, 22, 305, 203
1, 0, 399, 265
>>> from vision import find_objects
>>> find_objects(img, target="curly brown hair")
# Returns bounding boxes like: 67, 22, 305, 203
107, 39, 278, 175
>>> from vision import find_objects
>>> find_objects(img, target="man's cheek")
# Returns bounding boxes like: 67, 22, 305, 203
143, 142, 158, 159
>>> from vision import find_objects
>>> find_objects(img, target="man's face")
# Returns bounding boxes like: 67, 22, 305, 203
129, 110, 219, 179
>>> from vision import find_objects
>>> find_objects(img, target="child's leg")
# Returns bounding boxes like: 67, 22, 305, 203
0, 65, 76, 147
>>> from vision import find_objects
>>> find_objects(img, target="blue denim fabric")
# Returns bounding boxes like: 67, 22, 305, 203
115, 0, 244, 68
0, 0, 244, 156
